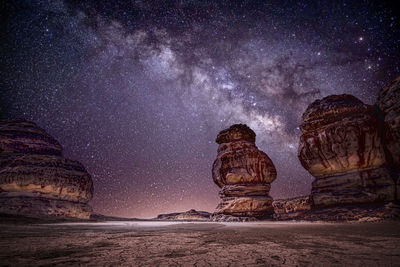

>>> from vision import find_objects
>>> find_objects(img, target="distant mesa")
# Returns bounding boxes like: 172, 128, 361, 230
156, 209, 211, 221
212, 124, 276, 219
0, 119, 93, 219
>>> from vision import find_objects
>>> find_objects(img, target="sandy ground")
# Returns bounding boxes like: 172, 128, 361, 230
0, 220, 400, 266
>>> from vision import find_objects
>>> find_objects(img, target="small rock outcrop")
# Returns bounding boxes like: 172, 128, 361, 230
298, 94, 395, 207
377, 76, 400, 200
0, 119, 93, 219
156, 209, 211, 221
274, 201, 400, 222
272, 196, 312, 220
212, 124, 276, 218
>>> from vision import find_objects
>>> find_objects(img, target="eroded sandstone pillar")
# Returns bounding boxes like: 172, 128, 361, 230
298, 95, 395, 207
212, 124, 276, 218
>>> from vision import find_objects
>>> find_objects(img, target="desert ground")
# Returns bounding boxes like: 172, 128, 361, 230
1, 219, 400, 266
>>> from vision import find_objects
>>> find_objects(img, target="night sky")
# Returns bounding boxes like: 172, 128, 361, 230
1, 0, 399, 218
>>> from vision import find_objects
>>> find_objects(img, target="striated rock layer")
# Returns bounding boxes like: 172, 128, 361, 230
272, 196, 312, 220
298, 95, 395, 207
0, 119, 93, 219
273, 201, 400, 222
377, 76, 400, 200
212, 124, 276, 218
156, 209, 211, 221
0, 120, 62, 155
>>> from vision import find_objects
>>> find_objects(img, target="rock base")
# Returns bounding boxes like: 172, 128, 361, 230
311, 168, 395, 207
0, 196, 92, 219
214, 195, 274, 217
211, 214, 259, 222
274, 202, 400, 222
273, 196, 312, 220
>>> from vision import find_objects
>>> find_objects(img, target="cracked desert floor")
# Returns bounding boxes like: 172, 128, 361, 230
1, 220, 400, 266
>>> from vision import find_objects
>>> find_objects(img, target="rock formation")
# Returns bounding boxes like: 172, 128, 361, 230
156, 209, 211, 221
212, 124, 276, 218
298, 94, 395, 207
376, 76, 400, 200
273, 200, 400, 222
0, 119, 93, 219
272, 196, 312, 220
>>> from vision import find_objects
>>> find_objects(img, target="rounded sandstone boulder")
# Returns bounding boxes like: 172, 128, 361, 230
0, 119, 94, 219
213, 124, 276, 188
298, 94, 386, 178
216, 124, 256, 144
298, 94, 395, 207
0, 154, 93, 203
0, 119, 62, 156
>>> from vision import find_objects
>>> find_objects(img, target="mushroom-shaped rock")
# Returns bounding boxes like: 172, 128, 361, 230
212, 124, 276, 218
298, 95, 395, 207
0, 120, 93, 219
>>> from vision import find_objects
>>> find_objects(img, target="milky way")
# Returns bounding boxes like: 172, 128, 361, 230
1, 0, 399, 217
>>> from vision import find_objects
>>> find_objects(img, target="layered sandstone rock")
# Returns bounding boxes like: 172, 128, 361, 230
0, 119, 93, 219
272, 196, 312, 220
298, 95, 395, 207
0, 120, 62, 155
273, 201, 400, 222
156, 209, 211, 221
377, 76, 400, 200
212, 124, 276, 218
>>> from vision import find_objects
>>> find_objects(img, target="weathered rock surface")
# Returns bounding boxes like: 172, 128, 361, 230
0, 120, 62, 155
273, 202, 400, 222
377, 76, 400, 200
212, 124, 276, 218
211, 213, 258, 222
156, 209, 211, 221
377, 76, 400, 165
0, 196, 92, 219
0, 119, 93, 219
298, 95, 395, 207
272, 196, 312, 220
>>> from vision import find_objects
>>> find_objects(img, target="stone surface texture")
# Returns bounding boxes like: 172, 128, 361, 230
275, 202, 400, 222
377, 76, 400, 200
272, 196, 312, 220
212, 124, 276, 218
377, 76, 400, 166
298, 95, 395, 207
0, 119, 93, 219
156, 209, 211, 221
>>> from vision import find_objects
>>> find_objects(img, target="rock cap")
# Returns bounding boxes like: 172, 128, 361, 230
301, 94, 370, 131
216, 124, 256, 144
0, 119, 62, 155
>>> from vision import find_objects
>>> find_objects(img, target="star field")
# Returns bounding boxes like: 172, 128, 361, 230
1, 0, 399, 218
